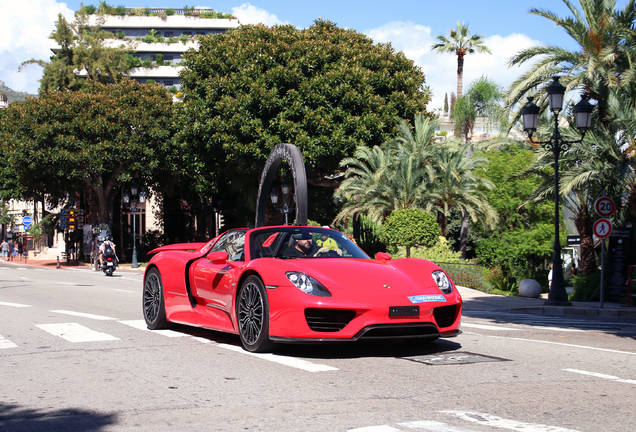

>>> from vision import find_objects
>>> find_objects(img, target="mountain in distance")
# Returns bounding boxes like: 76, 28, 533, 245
0, 80, 38, 102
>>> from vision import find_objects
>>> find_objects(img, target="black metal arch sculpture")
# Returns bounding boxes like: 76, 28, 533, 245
255, 143, 308, 227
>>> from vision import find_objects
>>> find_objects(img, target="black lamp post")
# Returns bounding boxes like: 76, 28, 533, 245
123, 184, 147, 269
520, 77, 594, 306
270, 183, 295, 225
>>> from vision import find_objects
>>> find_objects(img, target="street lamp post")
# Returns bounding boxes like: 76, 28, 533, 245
123, 184, 147, 269
520, 77, 594, 306
270, 183, 295, 225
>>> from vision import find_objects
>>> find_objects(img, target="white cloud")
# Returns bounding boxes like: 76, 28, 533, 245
232, 3, 289, 26
366, 22, 539, 111
0, 1, 74, 94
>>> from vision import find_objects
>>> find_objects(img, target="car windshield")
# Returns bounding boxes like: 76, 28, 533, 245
250, 227, 369, 259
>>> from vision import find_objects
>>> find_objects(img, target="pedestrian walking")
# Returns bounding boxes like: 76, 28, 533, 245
8, 239, 14, 261
22, 242, 28, 264
1, 239, 8, 261
17, 241, 23, 261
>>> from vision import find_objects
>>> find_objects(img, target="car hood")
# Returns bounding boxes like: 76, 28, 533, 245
274, 257, 447, 299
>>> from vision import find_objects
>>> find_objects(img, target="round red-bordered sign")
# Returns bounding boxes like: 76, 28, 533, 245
595, 197, 615, 217
593, 218, 612, 239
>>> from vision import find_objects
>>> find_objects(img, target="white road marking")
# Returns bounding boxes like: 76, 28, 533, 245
118, 320, 188, 337
36, 323, 120, 342
463, 321, 584, 333
462, 331, 636, 356
564, 368, 636, 385
112, 289, 136, 293
441, 410, 581, 432
400, 420, 479, 431
192, 337, 213, 344
349, 426, 402, 432
0, 301, 31, 308
50, 310, 117, 320
218, 343, 339, 372
19, 277, 33, 280
461, 323, 520, 331
119, 277, 142, 281
0, 334, 18, 349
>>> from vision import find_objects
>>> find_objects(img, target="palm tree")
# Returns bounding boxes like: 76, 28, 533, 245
432, 22, 492, 99
506, 0, 636, 127
425, 142, 498, 258
334, 115, 442, 224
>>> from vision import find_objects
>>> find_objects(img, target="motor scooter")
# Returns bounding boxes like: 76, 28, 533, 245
101, 252, 118, 276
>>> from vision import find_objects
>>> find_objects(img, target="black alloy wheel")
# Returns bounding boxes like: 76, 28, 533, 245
237, 275, 273, 352
143, 268, 169, 329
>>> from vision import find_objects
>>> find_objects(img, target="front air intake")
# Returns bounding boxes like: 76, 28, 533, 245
305, 309, 356, 332
433, 304, 458, 328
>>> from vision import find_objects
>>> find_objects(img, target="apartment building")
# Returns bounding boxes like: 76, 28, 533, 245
49, 8, 240, 88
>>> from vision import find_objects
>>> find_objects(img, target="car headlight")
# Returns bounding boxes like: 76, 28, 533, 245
286, 272, 332, 297
432, 270, 452, 294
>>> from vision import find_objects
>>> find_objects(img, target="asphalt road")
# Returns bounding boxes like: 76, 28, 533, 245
1, 262, 635, 432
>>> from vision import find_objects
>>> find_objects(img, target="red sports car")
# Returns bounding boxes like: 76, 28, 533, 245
142, 226, 462, 352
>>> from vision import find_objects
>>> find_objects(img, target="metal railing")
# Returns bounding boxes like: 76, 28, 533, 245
437, 262, 485, 290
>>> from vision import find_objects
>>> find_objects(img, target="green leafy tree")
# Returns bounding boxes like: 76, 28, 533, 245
432, 22, 492, 99
0, 81, 175, 224
20, 7, 135, 92
451, 76, 503, 141
379, 208, 439, 258
177, 20, 431, 197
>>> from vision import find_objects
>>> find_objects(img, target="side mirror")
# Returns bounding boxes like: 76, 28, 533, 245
207, 250, 229, 264
376, 252, 392, 261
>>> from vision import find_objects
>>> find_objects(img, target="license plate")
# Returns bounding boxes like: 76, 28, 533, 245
389, 306, 420, 317
107, 262, 113, 266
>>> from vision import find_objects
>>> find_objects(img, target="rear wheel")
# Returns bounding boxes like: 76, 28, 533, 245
105, 267, 113, 276
143, 268, 169, 329
237, 275, 273, 353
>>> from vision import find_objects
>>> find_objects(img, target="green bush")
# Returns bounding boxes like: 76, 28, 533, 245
125, 54, 142, 68
404, 236, 462, 262
165, 8, 176, 16
142, 59, 152, 68
115, 31, 125, 39
155, 53, 164, 65
379, 209, 439, 258
84, 5, 97, 14
114, 5, 127, 16
436, 130, 448, 136
570, 272, 601, 302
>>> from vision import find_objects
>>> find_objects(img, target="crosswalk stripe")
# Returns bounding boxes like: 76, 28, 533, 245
0, 301, 31, 308
118, 320, 189, 337
50, 310, 118, 320
218, 343, 339, 372
36, 323, 120, 342
441, 410, 581, 432
0, 334, 18, 349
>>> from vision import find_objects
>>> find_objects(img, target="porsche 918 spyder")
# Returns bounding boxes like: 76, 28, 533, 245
142, 226, 462, 352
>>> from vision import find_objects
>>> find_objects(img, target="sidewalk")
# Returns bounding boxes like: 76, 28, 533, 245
458, 285, 636, 321
2, 256, 146, 272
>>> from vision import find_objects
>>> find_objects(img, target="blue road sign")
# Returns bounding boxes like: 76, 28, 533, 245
22, 216, 32, 226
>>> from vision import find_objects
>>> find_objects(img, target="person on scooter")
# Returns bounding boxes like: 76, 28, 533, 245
99, 236, 117, 268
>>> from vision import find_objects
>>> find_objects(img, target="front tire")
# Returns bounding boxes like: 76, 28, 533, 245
143, 268, 169, 329
237, 275, 273, 353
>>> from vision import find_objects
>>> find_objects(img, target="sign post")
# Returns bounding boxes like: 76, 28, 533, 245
595, 195, 616, 308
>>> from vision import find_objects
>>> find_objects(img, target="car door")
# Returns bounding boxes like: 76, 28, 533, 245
191, 230, 246, 312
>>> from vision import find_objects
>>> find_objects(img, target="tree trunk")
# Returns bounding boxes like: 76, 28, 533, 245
574, 206, 596, 275
438, 212, 448, 237
459, 209, 469, 260
456, 55, 464, 99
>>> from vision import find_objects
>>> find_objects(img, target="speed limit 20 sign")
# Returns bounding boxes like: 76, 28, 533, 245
595, 197, 616, 217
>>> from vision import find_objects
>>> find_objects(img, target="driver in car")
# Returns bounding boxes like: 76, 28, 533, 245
283, 232, 342, 258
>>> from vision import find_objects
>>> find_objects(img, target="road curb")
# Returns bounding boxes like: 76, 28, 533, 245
500, 306, 636, 320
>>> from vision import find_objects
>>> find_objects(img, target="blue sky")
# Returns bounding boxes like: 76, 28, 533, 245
0, 1, 624, 109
